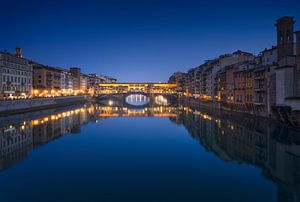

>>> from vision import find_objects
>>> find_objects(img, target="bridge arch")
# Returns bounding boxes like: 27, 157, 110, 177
125, 94, 151, 107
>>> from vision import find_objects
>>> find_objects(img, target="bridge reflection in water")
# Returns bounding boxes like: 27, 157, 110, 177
98, 106, 178, 117
125, 94, 150, 106
98, 93, 174, 107
124, 94, 169, 106
0, 103, 299, 201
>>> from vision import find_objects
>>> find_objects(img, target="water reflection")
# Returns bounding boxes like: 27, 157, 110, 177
98, 106, 178, 117
0, 104, 180, 170
171, 107, 300, 202
125, 94, 150, 106
0, 106, 91, 170
0, 103, 299, 201
154, 95, 169, 106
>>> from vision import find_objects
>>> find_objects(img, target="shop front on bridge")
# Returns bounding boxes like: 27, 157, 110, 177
98, 83, 177, 95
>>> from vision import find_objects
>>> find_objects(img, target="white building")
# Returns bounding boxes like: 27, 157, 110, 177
0, 48, 33, 99
207, 51, 254, 100
61, 70, 73, 95
261, 46, 278, 66
98, 75, 117, 83
87, 74, 117, 95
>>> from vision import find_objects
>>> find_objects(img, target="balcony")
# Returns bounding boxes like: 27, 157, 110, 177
254, 74, 265, 80
254, 86, 266, 91
254, 102, 265, 105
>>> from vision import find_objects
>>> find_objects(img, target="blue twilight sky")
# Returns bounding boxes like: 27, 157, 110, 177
1, 0, 300, 82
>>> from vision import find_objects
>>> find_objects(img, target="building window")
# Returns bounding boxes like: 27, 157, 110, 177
280, 31, 283, 44
287, 30, 291, 41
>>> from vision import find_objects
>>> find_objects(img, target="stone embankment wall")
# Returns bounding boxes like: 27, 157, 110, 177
0, 95, 89, 115
181, 97, 300, 126
0, 103, 88, 127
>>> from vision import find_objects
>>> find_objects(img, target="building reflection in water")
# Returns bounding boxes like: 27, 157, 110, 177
170, 106, 300, 202
0, 106, 92, 170
0, 103, 299, 201
0, 104, 179, 170
0, 121, 33, 170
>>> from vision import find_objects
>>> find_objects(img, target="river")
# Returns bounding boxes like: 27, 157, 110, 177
0, 95, 299, 202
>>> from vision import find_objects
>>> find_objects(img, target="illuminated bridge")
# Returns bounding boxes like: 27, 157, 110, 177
97, 83, 178, 107
98, 83, 177, 95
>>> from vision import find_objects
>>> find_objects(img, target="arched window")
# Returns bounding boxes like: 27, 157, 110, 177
279, 31, 283, 44
287, 30, 291, 41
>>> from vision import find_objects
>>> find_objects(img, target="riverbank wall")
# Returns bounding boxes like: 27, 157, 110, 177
0, 95, 90, 115
180, 96, 300, 126
0, 103, 90, 127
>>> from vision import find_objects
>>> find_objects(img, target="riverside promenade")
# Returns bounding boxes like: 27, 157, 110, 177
0, 95, 90, 115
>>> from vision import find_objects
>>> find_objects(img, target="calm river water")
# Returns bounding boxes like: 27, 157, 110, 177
0, 97, 299, 202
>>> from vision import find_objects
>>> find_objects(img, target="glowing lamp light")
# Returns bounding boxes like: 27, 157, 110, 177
33, 89, 39, 95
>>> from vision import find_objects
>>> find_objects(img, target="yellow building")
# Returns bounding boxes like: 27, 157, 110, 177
32, 63, 62, 97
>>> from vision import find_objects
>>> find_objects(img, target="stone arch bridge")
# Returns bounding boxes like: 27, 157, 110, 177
95, 83, 178, 107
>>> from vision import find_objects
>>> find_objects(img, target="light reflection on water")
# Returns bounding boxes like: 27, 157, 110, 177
0, 103, 299, 202
125, 94, 150, 106
125, 94, 169, 106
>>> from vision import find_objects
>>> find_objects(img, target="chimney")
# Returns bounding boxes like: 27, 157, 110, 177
15, 47, 22, 58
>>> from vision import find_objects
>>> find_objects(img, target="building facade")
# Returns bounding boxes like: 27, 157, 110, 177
0, 48, 33, 99
80, 74, 88, 93
169, 16, 300, 120
32, 63, 62, 96
168, 72, 188, 94
233, 62, 255, 106
61, 70, 74, 95
295, 31, 300, 96
70, 67, 81, 92
275, 16, 298, 106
